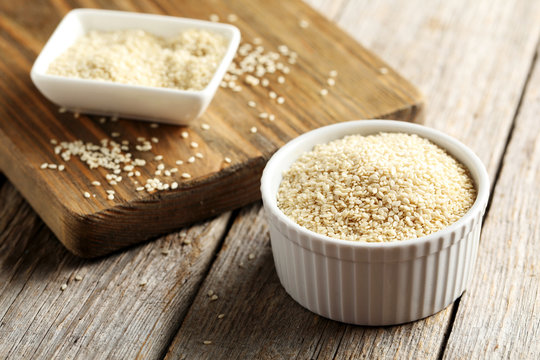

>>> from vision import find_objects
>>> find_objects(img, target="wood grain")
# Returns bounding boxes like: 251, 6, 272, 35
443, 44, 540, 360
0, 179, 232, 359
0, 0, 422, 258
165, 0, 540, 358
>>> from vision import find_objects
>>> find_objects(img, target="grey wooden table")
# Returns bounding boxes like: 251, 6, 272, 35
1, 0, 539, 359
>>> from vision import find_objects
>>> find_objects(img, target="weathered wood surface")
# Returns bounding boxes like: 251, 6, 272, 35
443, 42, 540, 360
0, 178, 232, 359
0, 0, 539, 359
0, 0, 422, 258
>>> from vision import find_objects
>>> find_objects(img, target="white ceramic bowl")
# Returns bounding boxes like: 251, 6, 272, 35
261, 120, 490, 325
30, 9, 240, 125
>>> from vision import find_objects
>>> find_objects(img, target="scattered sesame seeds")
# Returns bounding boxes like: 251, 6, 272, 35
190, 141, 199, 148
261, 78, 269, 87
154, 155, 163, 161
136, 186, 145, 191
259, 112, 269, 119
99, 117, 107, 124
227, 14, 238, 22
171, 182, 178, 190
195, 152, 204, 159
210, 294, 219, 301
151, 137, 159, 144
181, 173, 192, 179
250, 126, 258, 134
248, 100, 257, 108
150, 123, 159, 128
320, 88, 328, 96
92, 181, 101, 186
73, 112, 80, 119
58, 165, 65, 171
84, 191, 91, 198
40, 163, 48, 169
48, 164, 58, 169
329, 70, 338, 77
209, 14, 219, 22
269, 91, 277, 99
60, 284, 67, 291
379, 67, 389, 75
58, 107, 67, 113
277, 96, 285, 104
248, 253, 255, 260
188, 156, 196, 163
327, 78, 335, 86
299, 19, 310, 28
253, 37, 262, 45
201, 123, 210, 130
277, 76, 285, 84
183, 239, 192, 245
269, 114, 275, 121
75, 275, 83, 281
107, 194, 114, 200
217, 314, 225, 319
207, 290, 214, 296
50, 139, 58, 145
203, 340, 212, 345
111, 132, 120, 138
176, 160, 184, 165
224, 157, 232, 164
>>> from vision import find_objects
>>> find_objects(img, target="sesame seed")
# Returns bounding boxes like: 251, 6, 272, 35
164, 170, 171, 176
190, 141, 199, 148
253, 37, 262, 45
209, 14, 219, 22
227, 14, 238, 22
111, 132, 120, 138
157, 163, 165, 170
40, 163, 48, 169
269, 114, 275, 121
107, 194, 114, 200
277, 76, 285, 84
181, 173, 192, 179
183, 239, 192, 245
188, 156, 195, 163
207, 290, 214, 296
175, 160, 184, 165
201, 123, 210, 130
135, 171, 141, 176
248, 100, 256, 108
203, 340, 212, 345
48, 164, 57, 169
58, 165, 65, 171
327, 78, 335, 86
224, 157, 232, 163
60, 284, 67, 291
217, 314, 225, 319
277, 96, 285, 104
75, 275, 83, 281
248, 253, 255, 260
299, 19, 309, 28
137, 137, 146, 142
99, 117, 107, 124
195, 152, 204, 159
154, 170, 162, 176
250, 126, 258, 134
92, 181, 101, 186
151, 137, 159, 144
50, 139, 58, 145
136, 186, 145, 191
259, 112, 269, 119
150, 123, 159, 128
73, 112, 80, 119
269, 91, 277, 99
379, 67, 389, 75
261, 78, 269, 87
84, 191, 91, 198
181, 131, 189, 139
155, 155, 163, 161
210, 294, 218, 301
171, 182, 178, 190
58, 107, 67, 113
329, 70, 338, 77
320, 88, 328, 96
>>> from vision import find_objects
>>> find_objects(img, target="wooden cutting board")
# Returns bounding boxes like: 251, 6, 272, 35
0, 0, 422, 257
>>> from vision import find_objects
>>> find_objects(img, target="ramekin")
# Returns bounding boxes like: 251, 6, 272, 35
260, 120, 489, 325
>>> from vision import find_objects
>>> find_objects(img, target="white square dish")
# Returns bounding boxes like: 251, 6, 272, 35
30, 9, 241, 125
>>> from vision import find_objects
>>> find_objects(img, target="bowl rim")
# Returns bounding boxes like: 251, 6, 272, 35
30, 8, 241, 96
260, 119, 490, 250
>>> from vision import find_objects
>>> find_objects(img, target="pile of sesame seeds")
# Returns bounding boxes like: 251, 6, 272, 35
47, 29, 228, 91
277, 133, 477, 242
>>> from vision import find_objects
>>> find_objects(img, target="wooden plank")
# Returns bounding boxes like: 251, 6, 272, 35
166, 0, 540, 358
0, 0, 422, 258
443, 44, 540, 360
0, 179, 232, 359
